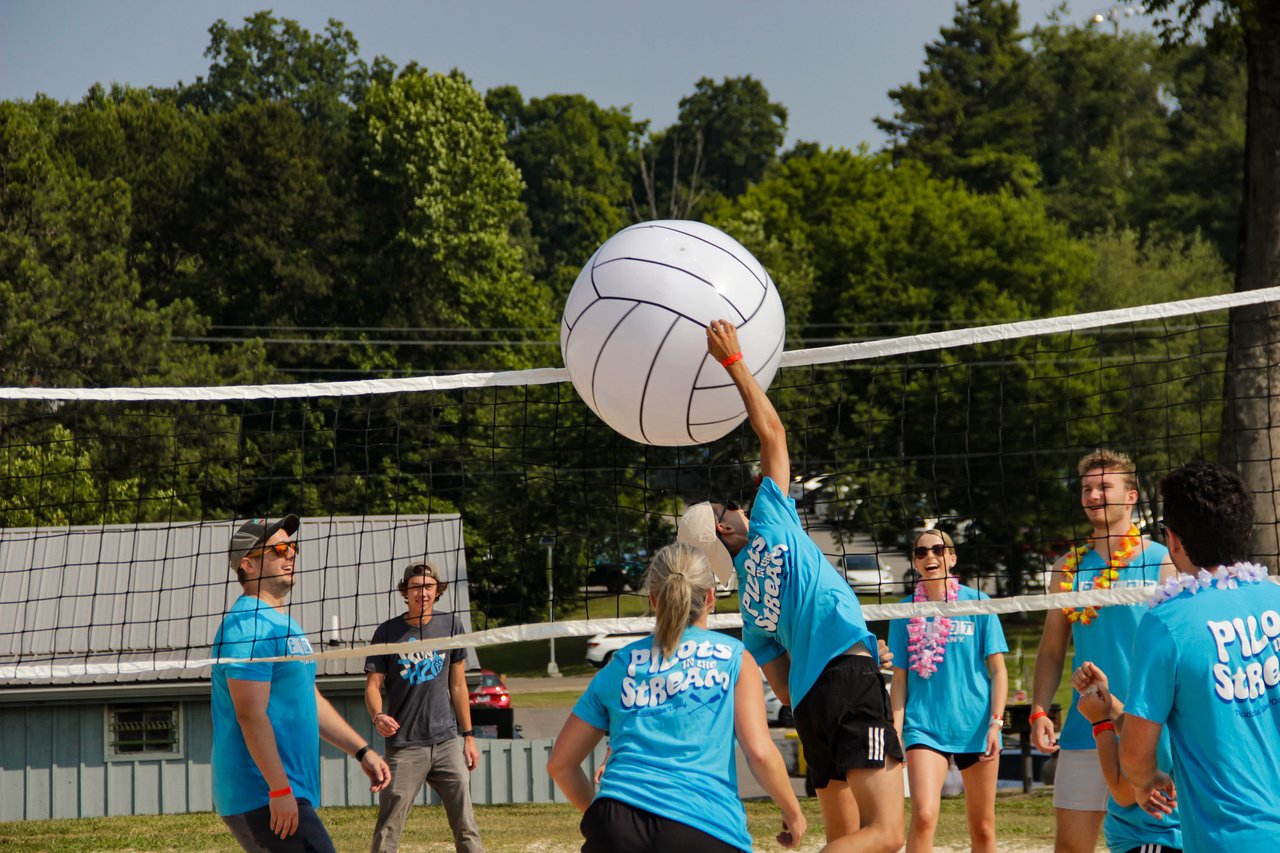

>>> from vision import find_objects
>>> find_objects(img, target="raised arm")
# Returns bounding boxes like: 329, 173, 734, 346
707, 320, 789, 487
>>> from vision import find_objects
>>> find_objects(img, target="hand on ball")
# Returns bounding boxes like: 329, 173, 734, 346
707, 320, 742, 364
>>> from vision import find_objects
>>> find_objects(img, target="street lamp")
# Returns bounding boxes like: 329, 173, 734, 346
1090, 4, 1137, 36
539, 535, 561, 677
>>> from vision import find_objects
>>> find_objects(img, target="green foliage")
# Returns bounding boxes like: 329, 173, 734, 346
188, 99, 358, 358
179, 11, 370, 127
357, 68, 554, 373
486, 87, 641, 300
881, 1, 1245, 268
1128, 40, 1246, 263
877, 0, 1041, 195
1029, 23, 1171, 230
0, 100, 250, 390
0, 424, 194, 526
636, 76, 787, 220
672, 75, 787, 199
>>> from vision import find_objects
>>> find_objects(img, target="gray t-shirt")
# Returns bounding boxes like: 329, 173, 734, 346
365, 612, 467, 748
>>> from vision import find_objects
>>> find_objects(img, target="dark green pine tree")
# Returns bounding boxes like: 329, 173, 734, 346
876, 0, 1041, 195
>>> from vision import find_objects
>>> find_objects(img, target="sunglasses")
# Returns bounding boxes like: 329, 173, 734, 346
716, 500, 740, 524
256, 540, 299, 558
913, 544, 949, 559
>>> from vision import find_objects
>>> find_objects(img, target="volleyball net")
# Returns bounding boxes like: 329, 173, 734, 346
3, 288, 1279, 681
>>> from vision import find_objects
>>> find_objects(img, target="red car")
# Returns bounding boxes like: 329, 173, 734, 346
467, 669, 511, 709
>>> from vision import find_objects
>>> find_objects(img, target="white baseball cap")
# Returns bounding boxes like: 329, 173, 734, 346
676, 501, 736, 585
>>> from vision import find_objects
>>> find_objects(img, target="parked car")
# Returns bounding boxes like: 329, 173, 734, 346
762, 679, 794, 727
839, 553, 895, 594
586, 552, 648, 594
466, 669, 511, 709
585, 631, 648, 668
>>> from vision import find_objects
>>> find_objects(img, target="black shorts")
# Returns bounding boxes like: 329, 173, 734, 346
580, 796, 746, 853
221, 799, 336, 853
906, 744, 984, 772
1120, 846, 1181, 853
794, 653, 903, 789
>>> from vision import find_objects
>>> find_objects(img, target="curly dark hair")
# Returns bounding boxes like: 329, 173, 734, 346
1159, 460, 1254, 568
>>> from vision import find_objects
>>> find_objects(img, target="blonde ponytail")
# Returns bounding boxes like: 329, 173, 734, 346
645, 541, 716, 657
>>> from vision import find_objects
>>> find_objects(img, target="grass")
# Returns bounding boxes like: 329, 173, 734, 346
477, 591, 650, 678
0, 791, 1057, 852
510, 689, 590, 709
478, 635, 596, 679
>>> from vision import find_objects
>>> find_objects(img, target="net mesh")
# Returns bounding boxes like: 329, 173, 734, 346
2, 288, 1278, 681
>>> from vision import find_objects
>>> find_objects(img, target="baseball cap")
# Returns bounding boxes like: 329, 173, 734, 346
228, 514, 300, 571
401, 560, 446, 586
676, 502, 736, 585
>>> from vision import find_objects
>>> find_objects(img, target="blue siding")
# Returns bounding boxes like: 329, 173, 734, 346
0, 698, 603, 820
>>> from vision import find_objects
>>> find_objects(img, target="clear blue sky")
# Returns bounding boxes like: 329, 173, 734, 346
0, 0, 1155, 149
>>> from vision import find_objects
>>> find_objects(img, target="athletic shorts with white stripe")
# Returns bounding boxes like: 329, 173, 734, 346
793, 653, 904, 789
1121, 845, 1181, 853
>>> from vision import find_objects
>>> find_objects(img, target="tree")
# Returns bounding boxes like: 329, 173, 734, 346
0, 100, 246, 390
356, 68, 553, 373
635, 76, 787, 219
1144, 0, 1280, 564
880, 2, 1246, 262
179, 11, 370, 130
0, 100, 266, 523
186, 99, 358, 363
877, 0, 1041, 195
1029, 21, 1173, 231
486, 87, 641, 299
55, 85, 213, 305
1128, 39, 1246, 263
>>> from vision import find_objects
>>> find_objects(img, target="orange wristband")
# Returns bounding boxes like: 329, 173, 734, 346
720, 352, 744, 368
268, 786, 293, 798
1028, 710, 1048, 723
1092, 720, 1116, 736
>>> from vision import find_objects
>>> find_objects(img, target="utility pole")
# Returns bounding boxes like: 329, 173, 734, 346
1091, 4, 1137, 37
539, 535, 561, 677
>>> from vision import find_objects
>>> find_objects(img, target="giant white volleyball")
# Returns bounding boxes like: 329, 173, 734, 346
559, 220, 786, 446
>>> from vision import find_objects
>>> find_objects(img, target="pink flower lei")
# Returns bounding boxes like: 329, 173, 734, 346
907, 576, 960, 679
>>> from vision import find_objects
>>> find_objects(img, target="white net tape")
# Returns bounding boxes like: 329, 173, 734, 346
10, 582, 1269, 680
2, 287, 1276, 402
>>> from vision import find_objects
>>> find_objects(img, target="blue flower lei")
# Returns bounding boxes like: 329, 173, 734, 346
1148, 561, 1270, 607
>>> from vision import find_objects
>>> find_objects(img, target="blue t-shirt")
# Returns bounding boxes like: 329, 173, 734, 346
211, 595, 320, 816
735, 477, 877, 707
888, 585, 1008, 753
1061, 541, 1167, 750
1126, 578, 1280, 850
572, 627, 750, 852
